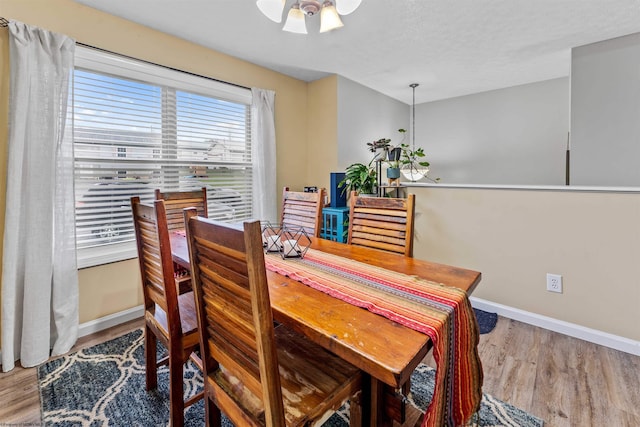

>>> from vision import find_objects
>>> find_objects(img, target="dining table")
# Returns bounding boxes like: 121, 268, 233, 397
170, 231, 481, 427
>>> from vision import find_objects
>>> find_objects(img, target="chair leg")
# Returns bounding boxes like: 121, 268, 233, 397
349, 391, 363, 427
168, 354, 185, 427
145, 326, 158, 391
205, 393, 222, 427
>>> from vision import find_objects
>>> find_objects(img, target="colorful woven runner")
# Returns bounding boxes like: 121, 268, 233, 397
265, 249, 483, 427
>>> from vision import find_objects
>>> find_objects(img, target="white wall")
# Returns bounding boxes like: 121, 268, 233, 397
337, 76, 408, 168
415, 78, 570, 185
571, 32, 640, 187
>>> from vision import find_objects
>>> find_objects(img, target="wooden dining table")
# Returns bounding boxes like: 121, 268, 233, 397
170, 231, 481, 426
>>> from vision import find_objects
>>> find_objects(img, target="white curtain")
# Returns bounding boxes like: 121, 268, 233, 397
2, 21, 78, 371
251, 88, 277, 223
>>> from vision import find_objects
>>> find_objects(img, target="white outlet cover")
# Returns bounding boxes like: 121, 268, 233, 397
546, 273, 563, 293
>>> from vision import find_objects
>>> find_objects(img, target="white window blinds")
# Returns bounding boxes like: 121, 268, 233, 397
74, 47, 253, 267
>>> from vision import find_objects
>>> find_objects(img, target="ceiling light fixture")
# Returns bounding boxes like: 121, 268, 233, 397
257, 0, 362, 34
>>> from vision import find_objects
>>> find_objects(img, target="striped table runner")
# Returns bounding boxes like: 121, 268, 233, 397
265, 249, 483, 427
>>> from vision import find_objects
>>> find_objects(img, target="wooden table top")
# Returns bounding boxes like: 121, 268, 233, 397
170, 232, 481, 389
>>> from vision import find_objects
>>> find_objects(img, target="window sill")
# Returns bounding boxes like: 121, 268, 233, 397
77, 241, 138, 269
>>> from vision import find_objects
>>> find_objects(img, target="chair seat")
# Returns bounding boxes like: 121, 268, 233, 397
152, 291, 199, 345
207, 326, 361, 427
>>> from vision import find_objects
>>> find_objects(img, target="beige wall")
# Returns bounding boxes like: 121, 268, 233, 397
0, 0, 309, 326
77, 260, 142, 323
306, 76, 338, 192
412, 186, 640, 341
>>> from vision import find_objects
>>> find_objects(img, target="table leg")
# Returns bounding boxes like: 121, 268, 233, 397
368, 376, 395, 427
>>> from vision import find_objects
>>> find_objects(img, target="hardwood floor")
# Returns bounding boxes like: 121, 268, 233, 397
425, 317, 640, 426
1, 316, 639, 426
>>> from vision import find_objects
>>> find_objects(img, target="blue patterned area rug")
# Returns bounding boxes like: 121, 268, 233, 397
474, 307, 498, 334
38, 329, 542, 426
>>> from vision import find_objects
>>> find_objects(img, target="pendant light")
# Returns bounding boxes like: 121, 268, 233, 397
400, 83, 430, 182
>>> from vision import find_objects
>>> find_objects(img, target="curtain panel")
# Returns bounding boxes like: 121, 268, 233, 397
251, 88, 277, 223
2, 21, 78, 371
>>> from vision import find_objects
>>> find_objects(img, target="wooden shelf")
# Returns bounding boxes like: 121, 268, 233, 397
379, 185, 407, 198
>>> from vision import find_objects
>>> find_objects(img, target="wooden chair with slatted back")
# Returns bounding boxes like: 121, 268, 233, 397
155, 187, 208, 231
130, 197, 203, 427
281, 187, 326, 237
347, 191, 416, 257
184, 210, 363, 427
155, 187, 208, 292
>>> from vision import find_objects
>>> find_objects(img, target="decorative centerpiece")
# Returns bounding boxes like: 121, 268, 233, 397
261, 222, 311, 259
279, 227, 311, 259
262, 222, 283, 253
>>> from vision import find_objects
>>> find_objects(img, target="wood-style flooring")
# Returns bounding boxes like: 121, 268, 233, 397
1, 316, 639, 426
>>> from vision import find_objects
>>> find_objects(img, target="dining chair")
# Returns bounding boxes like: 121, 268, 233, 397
155, 187, 208, 291
130, 197, 203, 427
184, 210, 363, 427
281, 186, 326, 237
155, 187, 208, 231
347, 191, 416, 257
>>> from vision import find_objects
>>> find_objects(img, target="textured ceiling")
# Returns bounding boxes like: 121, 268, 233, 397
73, 0, 640, 104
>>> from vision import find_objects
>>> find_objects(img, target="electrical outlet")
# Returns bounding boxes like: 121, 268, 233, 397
546, 273, 563, 293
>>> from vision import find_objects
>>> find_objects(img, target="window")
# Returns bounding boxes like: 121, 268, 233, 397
74, 47, 253, 268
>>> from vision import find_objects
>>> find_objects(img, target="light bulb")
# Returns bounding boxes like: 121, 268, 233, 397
320, 1, 343, 33
283, 4, 308, 34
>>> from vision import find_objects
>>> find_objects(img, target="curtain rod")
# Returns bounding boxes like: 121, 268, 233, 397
77, 42, 251, 91
0, 17, 250, 91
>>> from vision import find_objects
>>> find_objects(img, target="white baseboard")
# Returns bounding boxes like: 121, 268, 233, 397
78, 305, 144, 338
471, 297, 640, 357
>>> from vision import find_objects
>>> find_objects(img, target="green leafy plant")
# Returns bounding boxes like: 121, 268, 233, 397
338, 161, 377, 195
366, 137, 391, 153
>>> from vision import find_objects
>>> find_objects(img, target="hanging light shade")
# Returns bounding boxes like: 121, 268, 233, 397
283, 3, 308, 33
256, 0, 286, 23
400, 161, 429, 182
320, 1, 344, 33
335, 0, 362, 15
401, 83, 429, 182
257, 0, 359, 33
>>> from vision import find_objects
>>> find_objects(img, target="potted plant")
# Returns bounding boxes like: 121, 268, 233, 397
382, 129, 406, 183
338, 161, 377, 196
